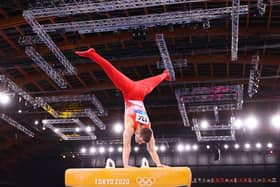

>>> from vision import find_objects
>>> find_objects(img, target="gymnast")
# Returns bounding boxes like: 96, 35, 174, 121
76, 48, 170, 168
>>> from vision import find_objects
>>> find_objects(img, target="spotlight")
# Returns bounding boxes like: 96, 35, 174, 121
113, 123, 123, 134
192, 144, 198, 151
86, 126, 92, 132
233, 119, 243, 129
245, 143, 251, 149
160, 145, 166, 152
256, 142, 262, 149
271, 115, 280, 129
134, 146, 139, 152
245, 116, 258, 130
72, 154, 75, 158
80, 147, 86, 154
108, 147, 114, 153
0, 93, 10, 105
185, 144, 191, 151
234, 144, 240, 149
267, 142, 273, 148
154, 145, 159, 151
34, 120, 39, 125
117, 146, 123, 153
90, 147, 96, 154
224, 144, 229, 149
176, 144, 184, 152
54, 128, 59, 133
75, 127, 80, 132
62, 155, 66, 159
200, 120, 209, 129
18, 109, 22, 113
99, 147, 105, 154
206, 145, 211, 149
42, 119, 47, 124
42, 126, 46, 131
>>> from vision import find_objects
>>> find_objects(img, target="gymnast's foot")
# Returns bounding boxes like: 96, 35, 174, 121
164, 70, 172, 81
75, 48, 96, 58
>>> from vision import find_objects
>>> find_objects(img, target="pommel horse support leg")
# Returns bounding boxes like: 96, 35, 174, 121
65, 158, 192, 187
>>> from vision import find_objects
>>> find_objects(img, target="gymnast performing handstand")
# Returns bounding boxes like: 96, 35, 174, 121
76, 48, 170, 168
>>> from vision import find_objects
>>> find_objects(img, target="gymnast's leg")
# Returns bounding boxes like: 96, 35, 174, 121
135, 70, 171, 96
75, 48, 133, 92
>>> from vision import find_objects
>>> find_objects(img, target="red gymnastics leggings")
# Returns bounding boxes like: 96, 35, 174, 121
75, 48, 170, 101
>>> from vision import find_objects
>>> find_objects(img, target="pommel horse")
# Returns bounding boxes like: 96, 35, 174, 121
65, 158, 192, 187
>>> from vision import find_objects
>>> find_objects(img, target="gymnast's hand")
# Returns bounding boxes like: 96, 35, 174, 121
156, 164, 169, 168
124, 165, 137, 168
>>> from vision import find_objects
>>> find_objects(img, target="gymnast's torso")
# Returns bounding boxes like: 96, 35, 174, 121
124, 99, 151, 131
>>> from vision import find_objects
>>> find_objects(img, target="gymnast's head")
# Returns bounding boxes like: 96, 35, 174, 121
135, 126, 153, 144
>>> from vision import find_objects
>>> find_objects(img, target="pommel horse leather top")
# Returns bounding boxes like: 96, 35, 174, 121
65, 158, 192, 187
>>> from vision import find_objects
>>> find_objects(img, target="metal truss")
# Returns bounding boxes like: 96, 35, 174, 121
248, 55, 260, 98
22, 11, 76, 75
155, 34, 176, 81
157, 58, 188, 69
43, 118, 96, 140
192, 118, 236, 142
177, 85, 244, 112
27, 0, 208, 18
0, 75, 59, 117
25, 46, 67, 88
0, 113, 34, 137
84, 108, 106, 130
257, 0, 266, 16
40, 94, 107, 116
42, 6, 248, 33
231, 0, 240, 61
175, 89, 190, 127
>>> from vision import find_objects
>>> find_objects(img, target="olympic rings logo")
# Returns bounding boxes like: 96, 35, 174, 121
136, 177, 155, 187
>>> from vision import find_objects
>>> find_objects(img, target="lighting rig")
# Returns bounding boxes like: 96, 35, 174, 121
248, 55, 260, 98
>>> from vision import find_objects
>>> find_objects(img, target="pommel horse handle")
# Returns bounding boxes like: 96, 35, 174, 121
105, 158, 115, 168
141, 157, 149, 168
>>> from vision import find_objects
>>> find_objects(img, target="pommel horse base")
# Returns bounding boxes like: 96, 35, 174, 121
65, 158, 192, 187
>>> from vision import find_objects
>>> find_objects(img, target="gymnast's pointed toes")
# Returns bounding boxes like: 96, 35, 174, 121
75, 48, 96, 57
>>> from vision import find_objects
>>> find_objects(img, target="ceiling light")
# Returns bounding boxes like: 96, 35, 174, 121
0, 93, 10, 105
185, 144, 191, 151
54, 128, 59, 133
18, 109, 22, 113
99, 147, 105, 154
86, 126, 92, 132
117, 146, 123, 153
113, 123, 123, 134
160, 145, 166, 152
245, 143, 251, 149
34, 120, 39, 125
42, 126, 46, 131
245, 116, 258, 130
200, 120, 209, 129
233, 119, 243, 129
80, 147, 86, 154
177, 144, 184, 152
267, 142, 273, 148
154, 145, 159, 151
192, 144, 198, 151
134, 146, 139, 152
90, 147, 96, 154
206, 145, 211, 149
271, 115, 280, 129
62, 155, 66, 159
234, 144, 240, 149
224, 144, 229, 149
108, 147, 114, 153
75, 127, 80, 132
256, 142, 262, 149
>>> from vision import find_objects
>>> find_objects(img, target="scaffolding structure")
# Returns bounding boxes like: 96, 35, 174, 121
40, 94, 107, 116
231, 0, 240, 61
25, 46, 67, 88
192, 118, 236, 142
43, 118, 96, 140
155, 34, 175, 81
0, 113, 35, 137
0, 75, 59, 117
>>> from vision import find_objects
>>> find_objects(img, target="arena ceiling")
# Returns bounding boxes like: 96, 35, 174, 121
0, 0, 279, 170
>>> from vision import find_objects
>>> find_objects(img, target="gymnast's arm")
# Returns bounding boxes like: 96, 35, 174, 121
122, 117, 134, 168
146, 134, 167, 167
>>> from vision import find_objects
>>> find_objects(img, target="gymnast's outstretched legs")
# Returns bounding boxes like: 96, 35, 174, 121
76, 48, 134, 92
